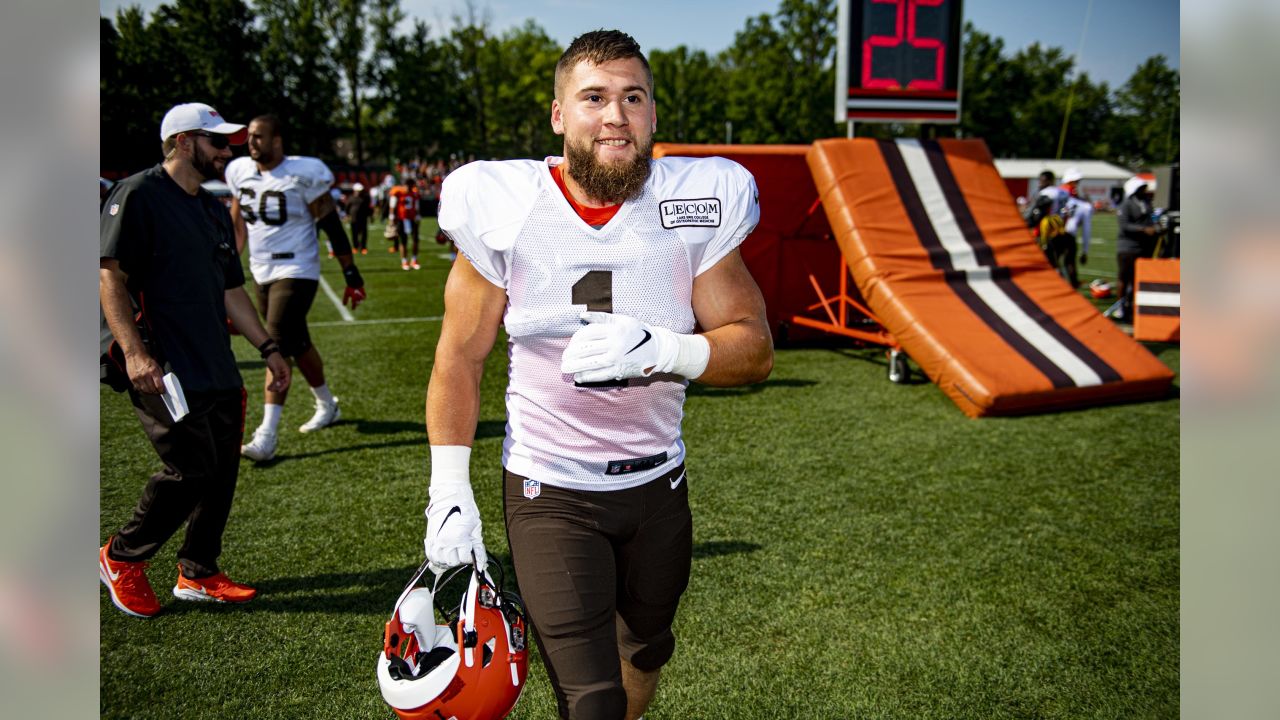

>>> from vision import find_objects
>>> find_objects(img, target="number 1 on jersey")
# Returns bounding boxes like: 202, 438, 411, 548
570, 270, 626, 388
571, 270, 613, 313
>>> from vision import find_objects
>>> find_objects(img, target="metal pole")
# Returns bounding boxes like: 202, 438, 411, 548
1056, 0, 1094, 159
725, 121, 733, 145
847, 120, 855, 138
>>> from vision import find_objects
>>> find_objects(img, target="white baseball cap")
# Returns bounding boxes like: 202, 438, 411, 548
160, 102, 247, 143
353, 182, 364, 191
1062, 168, 1083, 184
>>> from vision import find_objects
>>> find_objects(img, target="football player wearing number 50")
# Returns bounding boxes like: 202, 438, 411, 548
226, 114, 366, 463
423, 30, 772, 720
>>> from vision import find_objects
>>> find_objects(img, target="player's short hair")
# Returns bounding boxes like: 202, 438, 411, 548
161, 135, 178, 159
1039, 170, 1055, 185
554, 30, 652, 99
251, 113, 286, 140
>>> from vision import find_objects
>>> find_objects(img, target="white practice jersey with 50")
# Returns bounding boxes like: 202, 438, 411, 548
226, 155, 334, 284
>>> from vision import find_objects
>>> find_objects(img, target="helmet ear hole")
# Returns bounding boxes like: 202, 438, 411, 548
482, 638, 495, 667
414, 647, 456, 677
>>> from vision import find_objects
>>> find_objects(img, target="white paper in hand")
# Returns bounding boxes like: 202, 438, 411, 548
161, 372, 189, 422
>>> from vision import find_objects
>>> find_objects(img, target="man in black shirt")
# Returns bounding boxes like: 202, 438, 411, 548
99, 102, 291, 618
348, 182, 372, 254
1115, 176, 1161, 322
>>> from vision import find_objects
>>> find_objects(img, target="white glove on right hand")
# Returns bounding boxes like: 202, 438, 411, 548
424, 446, 487, 574
560, 311, 709, 383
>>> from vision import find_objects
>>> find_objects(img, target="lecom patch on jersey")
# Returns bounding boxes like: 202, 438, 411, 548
660, 198, 721, 229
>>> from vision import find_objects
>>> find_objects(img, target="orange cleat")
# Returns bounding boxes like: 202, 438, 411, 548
99, 539, 161, 618
172, 567, 258, 604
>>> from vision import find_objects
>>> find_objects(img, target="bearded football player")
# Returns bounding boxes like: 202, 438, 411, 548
227, 114, 366, 462
422, 30, 773, 720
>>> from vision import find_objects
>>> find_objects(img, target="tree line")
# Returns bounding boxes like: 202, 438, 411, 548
100, 0, 1179, 175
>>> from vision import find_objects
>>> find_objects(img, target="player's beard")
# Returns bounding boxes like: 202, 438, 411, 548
249, 143, 277, 166
564, 132, 654, 205
191, 142, 224, 181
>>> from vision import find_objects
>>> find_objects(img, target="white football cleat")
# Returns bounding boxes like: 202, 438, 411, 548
240, 429, 278, 462
299, 397, 341, 433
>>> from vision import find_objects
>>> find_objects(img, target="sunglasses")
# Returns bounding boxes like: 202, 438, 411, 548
189, 131, 231, 150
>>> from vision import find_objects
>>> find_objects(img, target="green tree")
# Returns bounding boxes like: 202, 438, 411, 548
1056, 71, 1112, 160
485, 21, 561, 158
101, 10, 163, 172
362, 0, 405, 166
447, 7, 493, 155
959, 24, 1018, 154
1111, 55, 1179, 167
164, 0, 266, 118
721, 0, 839, 144
255, 0, 341, 157
388, 20, 452, 159
650, 46, 728, 144
328, 0, 368, 166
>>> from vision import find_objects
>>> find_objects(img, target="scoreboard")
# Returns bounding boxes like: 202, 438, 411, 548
835, 0, 965, 123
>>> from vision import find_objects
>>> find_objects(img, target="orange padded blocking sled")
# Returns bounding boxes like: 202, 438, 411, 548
653, 144, 863, 344
807, 138, 1174, 416
1133, 259, 1180, 342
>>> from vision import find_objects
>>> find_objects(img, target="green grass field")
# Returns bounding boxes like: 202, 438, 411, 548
100, 214, 1178, 719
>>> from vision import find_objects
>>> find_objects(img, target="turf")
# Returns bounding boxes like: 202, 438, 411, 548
100, 214, 1178, 719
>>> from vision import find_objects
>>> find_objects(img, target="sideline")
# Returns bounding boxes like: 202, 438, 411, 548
317, 275, 356, 322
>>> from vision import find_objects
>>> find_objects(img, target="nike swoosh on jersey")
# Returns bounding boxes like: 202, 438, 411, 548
669, 471, 686, 490
626, 330, 652, 355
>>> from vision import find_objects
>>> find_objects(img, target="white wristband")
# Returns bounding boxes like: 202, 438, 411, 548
429, 445, 471, 488
671, 332, 710, 380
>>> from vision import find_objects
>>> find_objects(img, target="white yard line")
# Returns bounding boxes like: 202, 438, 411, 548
317, 275, 355, 322
310, 315, 444, 328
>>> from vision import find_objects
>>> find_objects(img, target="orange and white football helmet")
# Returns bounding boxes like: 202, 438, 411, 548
376, 558, 528, 720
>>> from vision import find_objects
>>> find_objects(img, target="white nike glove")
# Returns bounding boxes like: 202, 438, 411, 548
424, 446, 487, 574
560, 311, 710, 383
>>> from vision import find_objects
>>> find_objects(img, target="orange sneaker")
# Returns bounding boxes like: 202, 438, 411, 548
99, 539, 161, 618
172, 567, 257, 604
361, 248, 368, 255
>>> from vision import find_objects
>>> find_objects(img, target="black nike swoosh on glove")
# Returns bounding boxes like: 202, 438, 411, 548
626, 330, 652, 355
439, 506, 461, 529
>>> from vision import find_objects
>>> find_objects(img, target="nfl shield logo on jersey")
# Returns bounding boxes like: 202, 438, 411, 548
523, 478, 541, 499
109, 203, 120, 216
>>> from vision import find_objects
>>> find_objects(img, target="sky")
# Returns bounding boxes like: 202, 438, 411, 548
98, 0, 1180, 88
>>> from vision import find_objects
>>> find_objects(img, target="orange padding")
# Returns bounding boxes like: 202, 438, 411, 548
654, 144, 846, 342
1133, 259, 1180, 342
807, 138, 1174, 417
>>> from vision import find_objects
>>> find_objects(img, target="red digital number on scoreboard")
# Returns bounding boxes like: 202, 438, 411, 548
839, 0, 963, 122
862, 0, 946, 90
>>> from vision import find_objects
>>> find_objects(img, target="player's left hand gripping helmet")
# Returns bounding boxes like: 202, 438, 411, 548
376, 559, 529, 720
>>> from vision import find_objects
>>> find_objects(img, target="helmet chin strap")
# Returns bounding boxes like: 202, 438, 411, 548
460, 570, 482, 667
391, 557, 435, 616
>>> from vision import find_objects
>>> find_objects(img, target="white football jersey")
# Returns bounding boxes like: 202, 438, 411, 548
1062, 194, 1094, 253
1037, 185, 1068, 216
226, 155, 334, 284
439, 156, 760, 491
